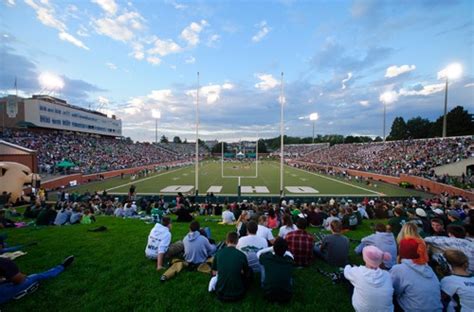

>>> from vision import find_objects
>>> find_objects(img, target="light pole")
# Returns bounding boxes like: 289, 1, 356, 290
280, 72, 284, 197
309, 112, 319, 143
379, 91, 397, 142
439, 63, 462, 137
151, 109, 161, 143
195, 72, 200, 196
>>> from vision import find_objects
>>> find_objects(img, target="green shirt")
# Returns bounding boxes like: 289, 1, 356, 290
212, 246, 249, 301
388, 216, 408, 236
259, 252, 294, 297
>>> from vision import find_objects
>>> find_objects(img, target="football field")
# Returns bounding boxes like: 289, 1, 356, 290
91, 161, 428, 198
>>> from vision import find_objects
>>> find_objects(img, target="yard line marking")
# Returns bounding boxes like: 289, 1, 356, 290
287, 165, 384, 196
106, 166, 190, 192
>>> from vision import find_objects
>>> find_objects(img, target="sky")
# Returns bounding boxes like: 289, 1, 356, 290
0, 0, 473, 142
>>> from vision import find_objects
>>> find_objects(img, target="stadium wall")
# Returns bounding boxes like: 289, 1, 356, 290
289, 161, 474, 201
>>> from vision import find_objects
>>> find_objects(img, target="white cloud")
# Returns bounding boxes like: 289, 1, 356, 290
186, 83, 234, 105
38, 72, 64, 91
252, 20, 270, 43
180, 20, 208, 46
131, 42, 145, 60
341, 72, 353, 89
254, 73, 279, 91
385, 64, 416, 78
146, 56, 161, 65
172, 1, 187, 10
98, 96, 110, 105
208, 34, 220, 46
58, 31, 89, 50
25, 0, 66, 31
398, 83, 445, 96
148, 89, 173, 101
185, 56, 195, 64
465, 83, 474, 88
76, 25, 90, 37
106, 62, 117, 70
92, 0, 118, 15
148, 38, 182, 56
359, 100, 369, 107
379, 90, 398, 104
5, 0, 15, 6
94, 11, 144, 42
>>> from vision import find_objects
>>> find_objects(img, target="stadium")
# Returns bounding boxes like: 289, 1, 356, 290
0, 1, 473, 312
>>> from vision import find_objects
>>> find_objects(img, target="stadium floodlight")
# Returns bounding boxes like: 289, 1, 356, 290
280, 72, 284, 197
379, 91, 398, 142
438, 63, 462, 137
309, 112, 319, 143
151, 109, 161, 144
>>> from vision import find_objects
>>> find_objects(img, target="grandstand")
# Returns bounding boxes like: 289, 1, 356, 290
272, 143, 329, 157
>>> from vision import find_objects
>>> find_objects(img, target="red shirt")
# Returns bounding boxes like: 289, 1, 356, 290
285, 229, 314, 266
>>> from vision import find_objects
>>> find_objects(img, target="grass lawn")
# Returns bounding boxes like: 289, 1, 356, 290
1, 215, 383, 312
64, 161, 428, 198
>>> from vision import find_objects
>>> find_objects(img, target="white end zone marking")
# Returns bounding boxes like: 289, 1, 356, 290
207, 186, 223, 193
241, 186, 270, 193
160, 185, 194, 193
285, 186, 319, 194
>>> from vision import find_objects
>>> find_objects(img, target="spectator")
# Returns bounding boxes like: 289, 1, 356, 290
209, 232, 250, 302
355, 223, 397, 269
314, 219, 349, 267
323, 209, 340, 231
286, 218, 314, 267
222, 207, 236, 224
256, 216, 275, 245
390, 238, 443, 312
344, 246, 394, 312
441, 249, 474, 311
236, 221, 268, 274
278, 214, 297, 238
430, 218, 448, 237
341, 207, 359, 231
387, 207, 408, 237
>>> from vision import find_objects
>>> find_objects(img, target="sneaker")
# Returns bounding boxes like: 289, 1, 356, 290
13, 282, 40, 300
61, 255, 75, 268
160, 275, 167, 282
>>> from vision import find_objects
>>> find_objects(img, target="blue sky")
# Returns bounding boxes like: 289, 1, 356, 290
0, 0, 473, 142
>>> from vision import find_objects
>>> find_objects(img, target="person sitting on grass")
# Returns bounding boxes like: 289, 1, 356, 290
80, 209, 96, 225
0, 255, 74, 304
70, 207, 83, 224
209, 232, 250, 302
341, 207, 359, 231
221, 206, 236, 225
355, 223, 397, 269
237, 221, 268, 275
390, 238, 443, 312
314, 219, 349, 267
278, 214, 297, 239
323, 209, 340, 231
145, 217, 184, 271
0, 210, 15, 228
256, 215, 275, 245
430, 218, 448, 237
387, 207, 408, 237
425, 225, 474, 274
53, 205, 71, 226
258, 237, 294, 303
286, 218, 314, 267
35, 205, 57, 226
441, 249, 474, 312
344, 246, 394, 312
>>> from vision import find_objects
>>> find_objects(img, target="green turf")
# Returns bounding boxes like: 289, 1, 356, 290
66, 161, 427, 198
2, 216, 384, 312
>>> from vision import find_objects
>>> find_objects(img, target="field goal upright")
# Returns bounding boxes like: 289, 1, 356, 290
220, 136, 259, 198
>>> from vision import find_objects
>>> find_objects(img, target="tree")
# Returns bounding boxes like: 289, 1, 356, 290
257, 139, 268, 153
406, 117, 432, 139
388, 117, 408, 140
160, 135, 169, 143
211, 142, 228, 153
374, 136, 383, 142
431, 106, 473, 137
173, 136, 182, 143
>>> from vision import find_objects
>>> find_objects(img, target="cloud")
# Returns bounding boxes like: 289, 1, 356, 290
385, 64, 416, 78
341, 72, 353, 89
58, 31, 89, 50
398, 83, 445, 96
106, 62, 117, 70
186, 83, 234, 105
92, 0, 118, 15
254, 73, 279, 91
359, 100, 369, 107
4, 0, 15, 6
185, 56, 195, 64
94, 11, 144, 42
131, 42, 145, 60
76, 25, 90, 37
146, 56, 161, 65
207, 34, 220, 46
379, 90, 399, 104
465, 83, 474, 88
171, 1, 187, 10
252, 20, 270, 42
148, 38, 182, 56
180, 20, 208, 46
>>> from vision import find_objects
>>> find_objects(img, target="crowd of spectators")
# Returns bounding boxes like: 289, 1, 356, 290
271, 143, 329, 158
2, 129, 198, 175
159, 142, 209, 157
295, 136, 473, 188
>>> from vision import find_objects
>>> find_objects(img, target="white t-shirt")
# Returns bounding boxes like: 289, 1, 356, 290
278, 224, 298, 238
237, 234, 268, 273
257, 225, 274, 242
145, 223, 171, 259
441, 274, 474, 312
222, 210, 235, 224
344, 265, 394, 312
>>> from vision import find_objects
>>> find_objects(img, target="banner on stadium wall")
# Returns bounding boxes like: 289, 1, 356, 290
6, 95, 18, 118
